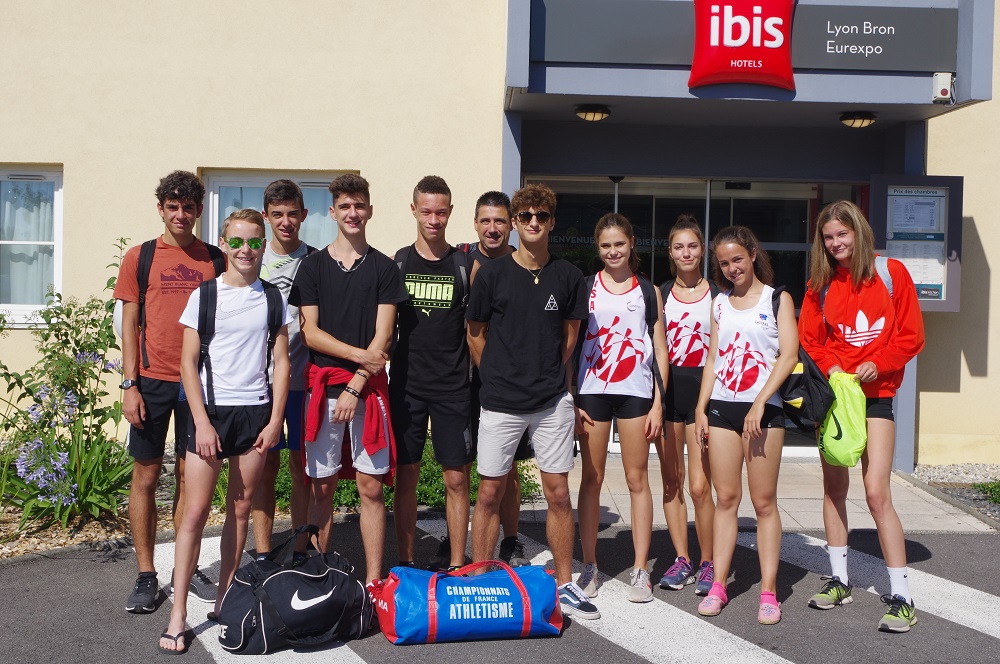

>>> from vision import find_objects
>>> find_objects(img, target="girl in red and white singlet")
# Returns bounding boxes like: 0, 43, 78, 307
575, 213, 669, 604
798, 201, 925, 632
694, 226, 798, 625
654, 215, 719, 596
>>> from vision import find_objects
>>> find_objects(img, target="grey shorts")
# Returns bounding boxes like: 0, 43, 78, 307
303, 388, 391, 479
477, 392, 575, 477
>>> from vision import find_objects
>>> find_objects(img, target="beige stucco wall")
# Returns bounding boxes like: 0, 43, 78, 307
922, 10, 1000, 464
0, 0, 508, 376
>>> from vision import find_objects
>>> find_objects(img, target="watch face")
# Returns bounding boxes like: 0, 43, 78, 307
120, 379, 136, 389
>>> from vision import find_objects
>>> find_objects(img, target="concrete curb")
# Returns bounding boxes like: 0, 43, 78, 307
894, 470, 1000, 531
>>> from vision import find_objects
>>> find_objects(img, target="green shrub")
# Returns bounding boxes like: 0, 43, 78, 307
973, 480, 1000, 504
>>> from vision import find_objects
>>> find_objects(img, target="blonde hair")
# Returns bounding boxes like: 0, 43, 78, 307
221, 208, 266, 239
808, 201, 876, 292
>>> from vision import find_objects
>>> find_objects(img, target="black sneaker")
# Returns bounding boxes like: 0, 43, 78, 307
498, 536, 530, 567
170, 567, 217, 603
427, 536, 452, 571
559, 582, 601, 620
125, 572, 159, 614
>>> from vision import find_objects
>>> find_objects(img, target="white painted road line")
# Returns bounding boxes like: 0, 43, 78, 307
737, 531, 1000, 639
417, 519, 793, 664
153, 538, 368, 662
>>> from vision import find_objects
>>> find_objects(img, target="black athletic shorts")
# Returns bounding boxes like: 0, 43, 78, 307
185, 403, 272, 460
707, 399, 785, 436
391, 390, 474, 467
665, 365, 704, 425
866, 397, 894, 421
128, 377, 190, 461
576, 393, 652, 422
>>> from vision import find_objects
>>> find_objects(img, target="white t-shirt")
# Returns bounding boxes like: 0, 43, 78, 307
663, 288, 713, 368
179, 277, 293, 406
709, 285, 781, 406
578, 273, 654, 398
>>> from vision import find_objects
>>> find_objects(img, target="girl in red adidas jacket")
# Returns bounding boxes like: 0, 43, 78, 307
798, 201, 925, 633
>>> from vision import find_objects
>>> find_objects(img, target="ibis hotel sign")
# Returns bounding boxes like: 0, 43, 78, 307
530, 0, 959, 87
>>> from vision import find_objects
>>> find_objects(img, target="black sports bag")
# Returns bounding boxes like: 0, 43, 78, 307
217, 525, 373, 655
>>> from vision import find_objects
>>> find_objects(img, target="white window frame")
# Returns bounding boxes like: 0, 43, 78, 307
0, 167, 63, 326
202, 170, 352, 244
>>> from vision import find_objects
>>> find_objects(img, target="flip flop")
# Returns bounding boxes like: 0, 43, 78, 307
158, 631, 187, 656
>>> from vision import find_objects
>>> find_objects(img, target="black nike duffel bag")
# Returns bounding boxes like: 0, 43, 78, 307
217, 525, 373, 654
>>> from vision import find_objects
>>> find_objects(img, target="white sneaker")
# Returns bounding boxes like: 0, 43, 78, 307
628, 567, 653, 603
577, 562, 601, 598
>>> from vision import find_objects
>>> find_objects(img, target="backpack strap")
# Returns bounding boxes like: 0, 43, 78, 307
771, 285, 786, 320
637, 274, 666, 404
658, 279, 675, 309
819, 258, 894, 324
452, 249, 470, 309
708, 279, 722, 299
197, 279, 219, 415
136, 239, 157, 370
394, 245, 412, 273
207, 243, 226, 277
261, 280, 284, 393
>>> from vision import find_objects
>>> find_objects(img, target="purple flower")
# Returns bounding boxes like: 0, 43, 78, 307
104, 359, 123, 374
75, 351, 101, 365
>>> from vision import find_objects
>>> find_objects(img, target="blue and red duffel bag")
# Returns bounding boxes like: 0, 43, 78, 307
375, 560, 563, 644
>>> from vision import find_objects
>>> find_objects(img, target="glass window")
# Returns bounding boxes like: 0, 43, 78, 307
205, 172, 349, 249
0, 170, 61, 319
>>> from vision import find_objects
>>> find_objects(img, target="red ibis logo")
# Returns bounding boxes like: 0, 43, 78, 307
689, 0, 796, 91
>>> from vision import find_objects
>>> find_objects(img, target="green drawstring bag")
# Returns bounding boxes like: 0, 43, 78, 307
818, 373, 868, 467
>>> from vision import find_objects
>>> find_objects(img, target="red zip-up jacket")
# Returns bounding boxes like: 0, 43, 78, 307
798, 258, 925, 398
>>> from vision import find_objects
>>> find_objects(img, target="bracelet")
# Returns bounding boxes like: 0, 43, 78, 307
343, 386, 362, 399
355, 370, 369, 381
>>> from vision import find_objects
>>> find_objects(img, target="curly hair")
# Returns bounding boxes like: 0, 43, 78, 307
263, 179, 305, 211
667, 214, 706, 277
413, 175, 451, 204
328, 173, 370, 203
594, 213, 641, 274
155, 171, 204, 205
711, 225, 773, 288
511, 183, 557, 215
808, 200, 876, 292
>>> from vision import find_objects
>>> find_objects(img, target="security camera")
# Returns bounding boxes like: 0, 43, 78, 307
932, 73, 954, 104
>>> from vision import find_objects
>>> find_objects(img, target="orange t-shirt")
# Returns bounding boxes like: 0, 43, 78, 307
114, 238, 221, 382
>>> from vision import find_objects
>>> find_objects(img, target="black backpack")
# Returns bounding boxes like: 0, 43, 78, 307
136, 239, 226, 369
196, 278, 283, 415
217, 526, 373, 655
770, 286, 836, 431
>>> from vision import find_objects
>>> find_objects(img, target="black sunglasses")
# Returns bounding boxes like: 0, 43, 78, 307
515, 210, 552, 223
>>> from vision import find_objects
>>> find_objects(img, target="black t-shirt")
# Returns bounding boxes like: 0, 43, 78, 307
289, 246, 408, 379
391, 245, 471, 401
466, 253, 587, 414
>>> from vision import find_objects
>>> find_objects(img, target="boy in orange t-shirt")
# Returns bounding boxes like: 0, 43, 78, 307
114, 171, 223, 614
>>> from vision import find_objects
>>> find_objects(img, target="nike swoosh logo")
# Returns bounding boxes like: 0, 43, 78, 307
830, 411, 843, 441
290, 588, 333, 611
216, 304, 259, 320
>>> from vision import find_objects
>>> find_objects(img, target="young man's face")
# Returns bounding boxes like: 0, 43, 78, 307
513, 206, 554, 245
330, 193, 372, 237
157, 198, 202, 239
221, 219, 266, 275
411, 192, 453, 244
474, 204, 512, 252
265, 201, 308, 245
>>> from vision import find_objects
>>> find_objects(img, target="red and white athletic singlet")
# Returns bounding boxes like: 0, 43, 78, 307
663, 289, 712, 368
578, 274, 654, 398
710, 285, 781, 406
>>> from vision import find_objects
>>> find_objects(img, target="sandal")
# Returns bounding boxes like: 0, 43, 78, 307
158, 630, 188, 656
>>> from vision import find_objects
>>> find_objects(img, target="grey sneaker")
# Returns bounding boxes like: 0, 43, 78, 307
577, 562, 601, 598
498, 536, 530, 567
628, 568, 654, 603
125, 572, 159, 614
695, 561, 715, 596
559, 582, 601, 620
659, 556, 695, 590
808, 575, 854, 609
170, 567, 217, 603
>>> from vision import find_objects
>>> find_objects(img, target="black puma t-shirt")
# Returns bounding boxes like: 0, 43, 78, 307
466, 253, 586, 414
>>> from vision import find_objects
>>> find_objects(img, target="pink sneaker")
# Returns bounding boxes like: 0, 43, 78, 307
758, 600, 782, 625
698, 594, 727, 617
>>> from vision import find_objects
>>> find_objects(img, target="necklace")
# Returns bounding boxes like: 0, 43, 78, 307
675, 276, 704, 293
526, 265, 544, 284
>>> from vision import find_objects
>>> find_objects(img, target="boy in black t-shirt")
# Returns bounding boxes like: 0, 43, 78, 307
391, 176, 473, 572
466, 184, 600, 620
289, 174, 408, 593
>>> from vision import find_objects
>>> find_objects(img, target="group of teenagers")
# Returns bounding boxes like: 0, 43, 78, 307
112, 170, 924, 656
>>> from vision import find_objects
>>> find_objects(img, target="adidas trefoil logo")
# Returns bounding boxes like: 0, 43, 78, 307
839, 310, 884, 347
544, 294, 559, 311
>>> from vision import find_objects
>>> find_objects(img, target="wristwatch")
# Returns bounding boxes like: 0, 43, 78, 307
120, 379, 137, 390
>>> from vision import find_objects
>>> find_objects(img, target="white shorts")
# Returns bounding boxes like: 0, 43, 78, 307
304, 389, 391, 479
477, 392, 575, 477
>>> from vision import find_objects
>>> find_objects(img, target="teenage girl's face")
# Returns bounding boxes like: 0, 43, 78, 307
597, 227, 633, 272
670, 229, 703, 275
715, 241, 755, 289
822, 219, 855, 268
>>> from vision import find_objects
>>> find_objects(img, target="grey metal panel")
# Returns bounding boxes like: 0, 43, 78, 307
957, 0, 995, 101
508, 0, 532, 89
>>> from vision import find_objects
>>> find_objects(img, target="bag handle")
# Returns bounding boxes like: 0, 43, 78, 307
425, 560, 532, 643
